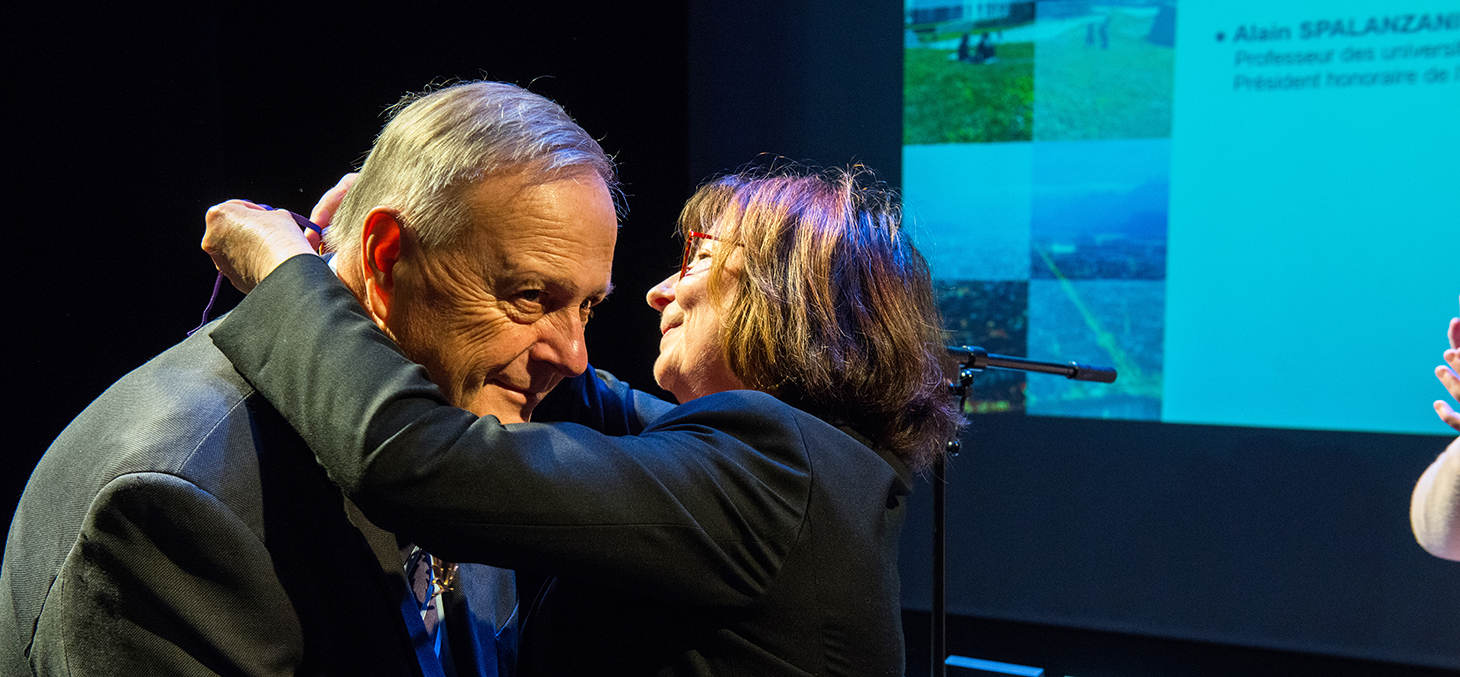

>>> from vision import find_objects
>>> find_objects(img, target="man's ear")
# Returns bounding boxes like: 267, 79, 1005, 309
359, 207, 403, 330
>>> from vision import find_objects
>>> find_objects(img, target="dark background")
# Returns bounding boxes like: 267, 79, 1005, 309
8, 2, 1459, 676
8, 1, 693, 476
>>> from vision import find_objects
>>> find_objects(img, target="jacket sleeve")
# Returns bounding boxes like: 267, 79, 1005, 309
30, 473, 303, 676
212, 255, 811, 606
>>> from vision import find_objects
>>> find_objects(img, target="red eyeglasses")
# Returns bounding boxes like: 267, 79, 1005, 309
680, 231, 717, 278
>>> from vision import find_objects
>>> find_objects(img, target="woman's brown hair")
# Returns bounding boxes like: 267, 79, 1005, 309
682, 165, 963, 470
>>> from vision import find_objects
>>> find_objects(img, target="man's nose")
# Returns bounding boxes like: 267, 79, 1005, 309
646, 273, 677, 312
535, 311, 590, 377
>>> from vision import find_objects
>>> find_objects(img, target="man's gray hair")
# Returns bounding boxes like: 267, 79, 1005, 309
325, 80, 617, 264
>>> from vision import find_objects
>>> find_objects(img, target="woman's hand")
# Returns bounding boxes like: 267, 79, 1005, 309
201, 173, 356, 293
202, 200, 315, 294
1435, 299, 1460, 432
306, 173, 358, 252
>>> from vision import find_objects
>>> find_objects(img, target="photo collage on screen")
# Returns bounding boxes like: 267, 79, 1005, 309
903, 0, 1176, 419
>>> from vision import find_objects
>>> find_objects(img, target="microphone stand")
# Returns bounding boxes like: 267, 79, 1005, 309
932, 346, 1116, 677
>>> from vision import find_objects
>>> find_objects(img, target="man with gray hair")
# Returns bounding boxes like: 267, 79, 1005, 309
1, 81, 620, 676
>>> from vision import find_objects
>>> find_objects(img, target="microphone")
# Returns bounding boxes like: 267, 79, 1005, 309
946, 345, 1117, 383
934, 346, 1114, 677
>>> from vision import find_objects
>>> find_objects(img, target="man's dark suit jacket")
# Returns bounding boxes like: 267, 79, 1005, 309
0, 322, 516, 676
213, 255, 915, 676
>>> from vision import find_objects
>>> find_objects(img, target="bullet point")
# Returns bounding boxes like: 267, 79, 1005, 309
1216, 32, 1225, 41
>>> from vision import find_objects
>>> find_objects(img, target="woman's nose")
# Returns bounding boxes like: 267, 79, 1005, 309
646, 273, 677, 312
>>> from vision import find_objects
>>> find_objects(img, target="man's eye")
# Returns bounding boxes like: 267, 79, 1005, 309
519, 290, 543, 303
580, 298, 597, 324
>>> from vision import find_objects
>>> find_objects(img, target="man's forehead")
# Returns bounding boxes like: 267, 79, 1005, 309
459, 172, 618, 290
